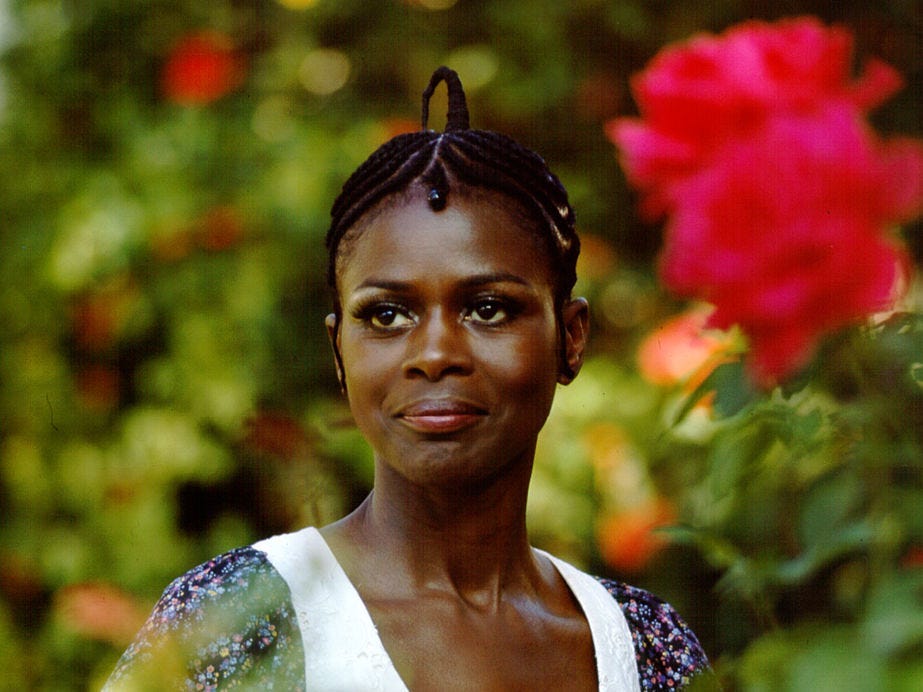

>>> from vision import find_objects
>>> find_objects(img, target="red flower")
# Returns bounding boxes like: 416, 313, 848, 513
194, 206, 246, 252
161, 32, 242, 105
71, 276, 141, 353
243, 411, 313, 462
608, 17, 923, 382
76, 364, 120, 412
902, 545, 923, 569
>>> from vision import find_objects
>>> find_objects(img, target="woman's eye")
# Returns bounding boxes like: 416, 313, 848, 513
369, 306, 412, 329
467, 299, 509, 325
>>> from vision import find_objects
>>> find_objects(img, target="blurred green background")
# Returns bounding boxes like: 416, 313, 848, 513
0, 0, 920, 689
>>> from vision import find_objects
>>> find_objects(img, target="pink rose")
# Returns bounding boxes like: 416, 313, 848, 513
608, 17, 923, 382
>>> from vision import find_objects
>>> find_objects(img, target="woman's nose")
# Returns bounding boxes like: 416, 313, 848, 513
403, 309, 473, 381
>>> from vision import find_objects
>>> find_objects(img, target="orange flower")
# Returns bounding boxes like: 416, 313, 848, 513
55, 582, 147, 646
597, 498, 676, 574
381, 117, 420, 141
637, 306, 734, 387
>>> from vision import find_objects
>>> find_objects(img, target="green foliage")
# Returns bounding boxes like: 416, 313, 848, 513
0, 0, 920, 689
663, 315, 923, 688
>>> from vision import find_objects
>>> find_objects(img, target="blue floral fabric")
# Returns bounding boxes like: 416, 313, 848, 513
105, 547, 304, 690
597, 578, 711, 690
107, 547, 711, 690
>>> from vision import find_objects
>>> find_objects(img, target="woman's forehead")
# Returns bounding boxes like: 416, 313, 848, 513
350, 183, 536, 238
337, 192, 554, 289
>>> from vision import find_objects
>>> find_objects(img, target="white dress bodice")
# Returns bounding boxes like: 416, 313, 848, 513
254, 527, 641, 691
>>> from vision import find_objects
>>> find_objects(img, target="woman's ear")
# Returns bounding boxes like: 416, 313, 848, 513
325, 313, 347, 394
558, 298, 589, 385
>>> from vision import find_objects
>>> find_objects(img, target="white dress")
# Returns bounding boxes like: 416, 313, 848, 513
253, 527, 641, 692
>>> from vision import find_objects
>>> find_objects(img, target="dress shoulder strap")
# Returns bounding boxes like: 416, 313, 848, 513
539, 551, 642, 692
254, 527, 409, 691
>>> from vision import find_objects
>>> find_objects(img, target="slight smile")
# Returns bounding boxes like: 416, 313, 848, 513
396, 399, 487, 434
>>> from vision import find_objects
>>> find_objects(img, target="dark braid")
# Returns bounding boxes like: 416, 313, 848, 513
422, 66, 469, 131
325, 66, 581, 378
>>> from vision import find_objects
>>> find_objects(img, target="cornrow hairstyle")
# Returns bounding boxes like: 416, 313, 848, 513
326, 66, 581, 381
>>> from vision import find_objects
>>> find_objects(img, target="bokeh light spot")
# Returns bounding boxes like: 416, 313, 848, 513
299, 48, 351, 95
252, 96, 296, 142
445, 45, 498, 91
276, 0, 319, 8
408, 0, 458, 9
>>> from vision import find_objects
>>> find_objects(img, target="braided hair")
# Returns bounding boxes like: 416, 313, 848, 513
326, 66, 581, 379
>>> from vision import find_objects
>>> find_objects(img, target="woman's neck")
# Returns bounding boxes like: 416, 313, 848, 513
323, 459, 541, 610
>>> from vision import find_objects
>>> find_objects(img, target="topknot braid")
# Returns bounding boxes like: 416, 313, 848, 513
422, 66, 469, 131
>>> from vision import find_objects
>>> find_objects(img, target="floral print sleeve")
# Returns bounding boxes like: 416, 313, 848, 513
597, 578, 714, 690
104, 547, 304, 691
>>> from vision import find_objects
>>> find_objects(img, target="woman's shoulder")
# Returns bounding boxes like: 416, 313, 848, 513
595, 577, 713, 690
150, 545, 280, 620
104, 544, 304, 690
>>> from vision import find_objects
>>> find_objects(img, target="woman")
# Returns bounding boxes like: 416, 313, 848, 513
105, 67, 711, 691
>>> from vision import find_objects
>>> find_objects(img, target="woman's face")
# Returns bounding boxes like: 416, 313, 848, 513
329, 190, 587, 488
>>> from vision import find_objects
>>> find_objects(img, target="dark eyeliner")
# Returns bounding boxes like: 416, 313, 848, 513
467, 295, 522, 324
349, 296, 413, 330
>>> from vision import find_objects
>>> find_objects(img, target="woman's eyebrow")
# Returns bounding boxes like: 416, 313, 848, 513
355, 279, 412, 292
355, 273, 530, 292
458, 272, 530, 288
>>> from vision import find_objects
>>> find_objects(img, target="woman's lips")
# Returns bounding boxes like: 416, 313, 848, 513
397, 400, 486, 434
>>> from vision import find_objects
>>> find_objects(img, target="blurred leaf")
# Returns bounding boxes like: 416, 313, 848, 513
775, 520, 876, 586
788, 627, 887, 692
739, 625, 887, 692
798, 471, 863, 550
862, 572, 923, 656
662, 524, 741, 570
675, 359, 757, 423
706, 420, 772, 500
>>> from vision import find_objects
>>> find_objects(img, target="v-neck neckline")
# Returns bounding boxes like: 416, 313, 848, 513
254, 527, 640, 691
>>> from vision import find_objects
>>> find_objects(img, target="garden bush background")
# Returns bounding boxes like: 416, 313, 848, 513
0, 0, 920, 689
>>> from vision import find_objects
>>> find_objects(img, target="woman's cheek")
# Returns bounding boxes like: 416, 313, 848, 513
493, 334, 559, 396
